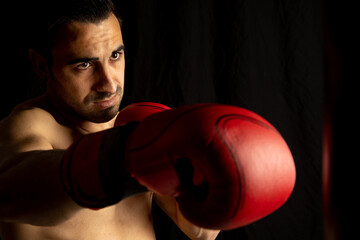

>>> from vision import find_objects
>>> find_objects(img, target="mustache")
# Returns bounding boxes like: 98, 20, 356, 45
85, 86, 123, 103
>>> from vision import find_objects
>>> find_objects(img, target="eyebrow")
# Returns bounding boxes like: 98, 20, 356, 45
67, 57, 99, 65
66, 45, 125, 65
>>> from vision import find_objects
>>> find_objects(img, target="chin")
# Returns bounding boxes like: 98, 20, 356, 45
88, 105, 120, 123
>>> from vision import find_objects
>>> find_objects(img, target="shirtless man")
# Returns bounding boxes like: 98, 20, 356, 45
0, 0, 220, 239
0, 0, 297, 238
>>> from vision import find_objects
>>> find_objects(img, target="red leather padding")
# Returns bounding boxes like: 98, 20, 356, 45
115, 102, 171, 127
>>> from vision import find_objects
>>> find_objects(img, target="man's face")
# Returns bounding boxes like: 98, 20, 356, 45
48, 13, 124, 123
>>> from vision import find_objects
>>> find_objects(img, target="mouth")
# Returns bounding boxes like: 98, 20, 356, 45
93, 94, 118, 109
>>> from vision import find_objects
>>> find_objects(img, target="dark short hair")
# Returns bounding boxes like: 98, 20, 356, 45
28, 0, 121, 59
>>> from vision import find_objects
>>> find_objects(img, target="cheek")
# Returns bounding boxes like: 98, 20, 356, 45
50, 66, 91, 104
115, 59, 125, 87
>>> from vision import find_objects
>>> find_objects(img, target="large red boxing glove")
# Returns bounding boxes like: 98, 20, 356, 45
60, 102, 170, 208
125, 103, 296, 230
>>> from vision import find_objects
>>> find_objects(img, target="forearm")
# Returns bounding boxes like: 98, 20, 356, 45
176, 217, 220, 240
0, 150, 82, 226
154, 195, 220, 240
174, 209, 220, 240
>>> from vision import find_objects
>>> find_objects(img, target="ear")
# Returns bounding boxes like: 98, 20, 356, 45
29, 48, 51, 81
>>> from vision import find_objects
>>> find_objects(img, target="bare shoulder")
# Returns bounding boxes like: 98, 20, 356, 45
3, 97, 53, 126
0, 96, 69, 152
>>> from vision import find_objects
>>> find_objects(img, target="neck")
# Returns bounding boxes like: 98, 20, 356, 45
71, 117, 117, 135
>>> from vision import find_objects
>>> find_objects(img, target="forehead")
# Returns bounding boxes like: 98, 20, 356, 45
51, 14, 123, 59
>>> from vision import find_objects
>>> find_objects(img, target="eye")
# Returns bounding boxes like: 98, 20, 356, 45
76, 62, 91, 70
110, 51, 123, 61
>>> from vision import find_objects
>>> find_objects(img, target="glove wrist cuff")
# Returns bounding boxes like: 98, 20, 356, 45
60, 123, 146, 209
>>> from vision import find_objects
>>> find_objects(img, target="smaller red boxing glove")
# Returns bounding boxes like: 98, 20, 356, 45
60, 102, 170, 209
115, 102, 171, 127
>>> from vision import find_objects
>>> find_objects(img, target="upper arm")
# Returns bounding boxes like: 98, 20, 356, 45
0, 108, 76, 225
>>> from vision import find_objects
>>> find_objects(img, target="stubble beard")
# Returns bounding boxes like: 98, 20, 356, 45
82, 86, 124, 123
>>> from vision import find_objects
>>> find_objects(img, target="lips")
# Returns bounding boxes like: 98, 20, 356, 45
93, 94, 118, 109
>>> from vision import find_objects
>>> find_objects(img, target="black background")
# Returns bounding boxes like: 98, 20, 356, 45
3, 0, 356, 239
117, 1, 323, 239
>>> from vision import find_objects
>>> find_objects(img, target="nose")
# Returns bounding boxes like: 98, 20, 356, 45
93, 63, 118, 93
